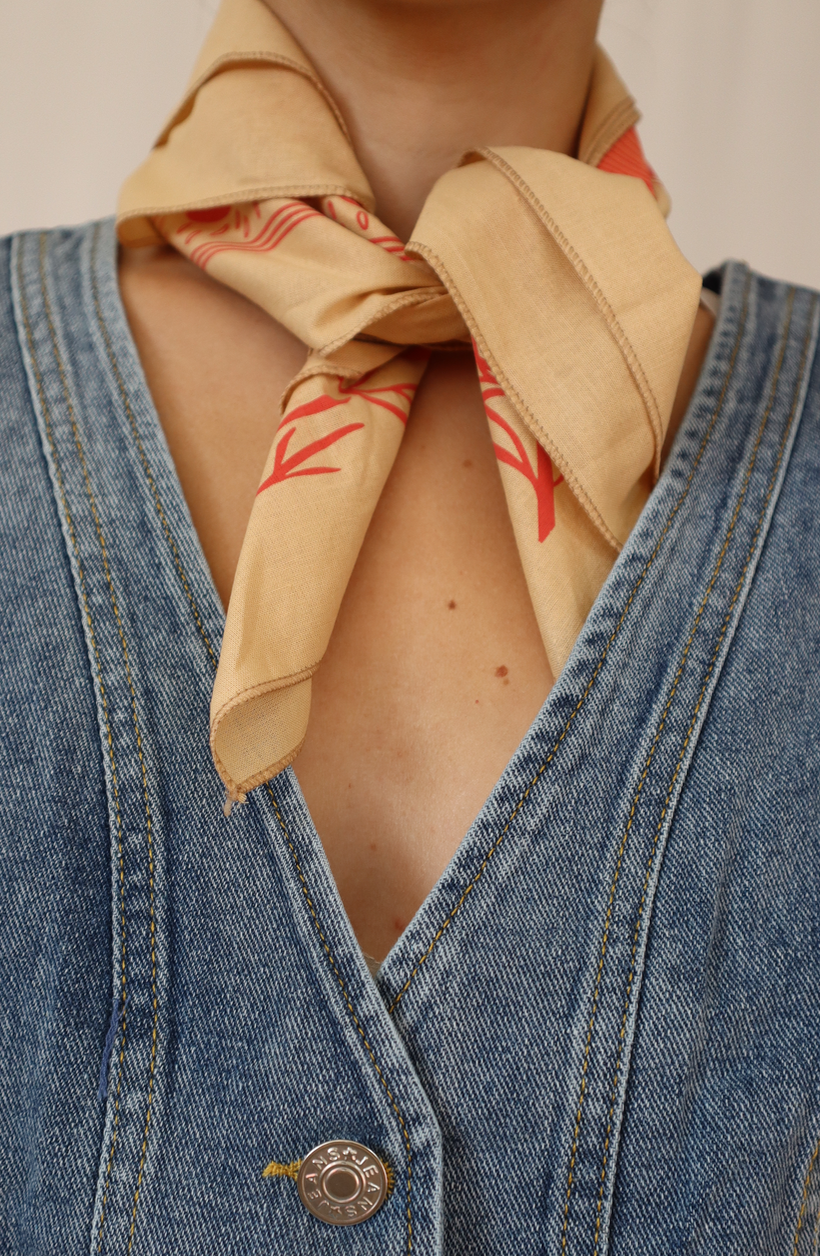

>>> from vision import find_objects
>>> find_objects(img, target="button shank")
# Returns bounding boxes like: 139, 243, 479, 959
297, 1140, 388, 1226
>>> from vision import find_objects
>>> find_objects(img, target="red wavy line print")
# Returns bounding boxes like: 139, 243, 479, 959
369, 235, 409, 260
183, 201, 322, 269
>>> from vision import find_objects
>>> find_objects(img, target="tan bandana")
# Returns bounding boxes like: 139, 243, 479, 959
118, 0, 702, 804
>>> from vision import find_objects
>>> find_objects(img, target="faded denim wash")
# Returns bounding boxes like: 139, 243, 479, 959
1, 220, 820, 1255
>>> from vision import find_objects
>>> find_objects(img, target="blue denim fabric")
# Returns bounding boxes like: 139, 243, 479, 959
1, 220, 819, 1256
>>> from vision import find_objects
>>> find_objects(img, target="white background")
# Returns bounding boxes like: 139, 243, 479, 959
1, 0, 819, 287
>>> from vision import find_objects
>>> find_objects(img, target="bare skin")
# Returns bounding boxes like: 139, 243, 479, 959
267, 0, 604, 242
118, 0, 714, 960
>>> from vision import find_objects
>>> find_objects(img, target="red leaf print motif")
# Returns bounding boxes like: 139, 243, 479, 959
256, 370, 420, 496
474, 344, 563, 542
339, 372, 418, 424
257, 394, 363, 494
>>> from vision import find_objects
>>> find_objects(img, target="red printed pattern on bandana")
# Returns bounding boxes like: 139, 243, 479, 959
322, 197, 409, 260
257, 375, 418, 494
597, 127, 657, 195
178, 201, 322, 268
474, 345, 563, 543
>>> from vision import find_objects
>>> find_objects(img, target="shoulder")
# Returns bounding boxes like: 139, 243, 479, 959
0, 219, 111, 415
703, 260, 820, 432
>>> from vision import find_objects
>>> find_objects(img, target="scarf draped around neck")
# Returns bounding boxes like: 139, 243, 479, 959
118, 0, 702, 803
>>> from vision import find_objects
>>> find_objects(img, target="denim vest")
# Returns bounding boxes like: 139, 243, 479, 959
2, 220, 820, 1256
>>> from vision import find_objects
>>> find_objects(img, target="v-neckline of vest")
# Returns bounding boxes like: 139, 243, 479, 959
93, 219, 738, 988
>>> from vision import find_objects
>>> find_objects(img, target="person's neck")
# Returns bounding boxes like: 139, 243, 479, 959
264, 0, 603, 241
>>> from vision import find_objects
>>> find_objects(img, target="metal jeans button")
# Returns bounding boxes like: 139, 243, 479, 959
297, 1140, 388, 1226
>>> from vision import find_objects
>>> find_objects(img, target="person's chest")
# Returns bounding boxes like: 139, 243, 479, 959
119, 245, 553, 960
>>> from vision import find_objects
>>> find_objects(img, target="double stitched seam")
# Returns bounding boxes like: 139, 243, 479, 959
35, 234, 159, 1256
89, 223, 218, 670
561, 287, 793, 1252
95, 227, 412, 1246
794, 1134, 820, 1255
266, 786, 414, 1255
388, 272, 753, 1018
482, 148, 665, 451
589, 290, 812, 1256
16, 240, 131, 1256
